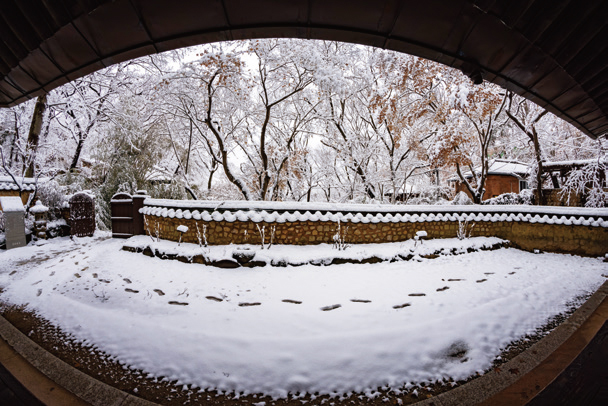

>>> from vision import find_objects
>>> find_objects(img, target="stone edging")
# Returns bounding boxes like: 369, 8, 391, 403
121, 240, 511, 268
0, 316, 159, 406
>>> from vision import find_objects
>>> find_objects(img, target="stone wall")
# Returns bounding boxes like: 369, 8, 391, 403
143, 212, 608, 257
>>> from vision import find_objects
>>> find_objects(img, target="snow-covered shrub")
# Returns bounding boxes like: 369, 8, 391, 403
36, 179, 69, 220
457, 219, 475, 240
559, 159, 607, 207
332, 220, 350, 250
407, 185, 452, 205
451, 191, 473, 205
483, 190, 533, 205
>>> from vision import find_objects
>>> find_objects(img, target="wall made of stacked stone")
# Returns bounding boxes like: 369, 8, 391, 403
143, 213, 607, 257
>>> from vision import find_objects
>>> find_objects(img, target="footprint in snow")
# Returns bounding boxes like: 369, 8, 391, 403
36, 289, 42, 297
393, 303, 411, 309
350, 299, 371, 303
125, 288, 139, 293
282, 299, 302, 304
436, 286, 450, 292
320, 304, 341, 311
239, 302, 261, 307
123, 278, 132, 284
74, 273, 81, 278
154, 289, 165, 296
206, 296, 223, 302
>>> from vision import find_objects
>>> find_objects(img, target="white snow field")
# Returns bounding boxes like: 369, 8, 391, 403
0, 233, 606, 399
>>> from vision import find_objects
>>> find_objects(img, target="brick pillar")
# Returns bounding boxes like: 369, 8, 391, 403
132, 190, 149, 236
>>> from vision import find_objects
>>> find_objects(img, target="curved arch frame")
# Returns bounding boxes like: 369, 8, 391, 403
0, 0, 606, 138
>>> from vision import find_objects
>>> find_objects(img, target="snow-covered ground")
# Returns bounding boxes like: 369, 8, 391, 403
0, 233, 606, 399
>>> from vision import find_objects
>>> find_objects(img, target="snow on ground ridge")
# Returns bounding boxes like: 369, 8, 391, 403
0, 234, 606, 399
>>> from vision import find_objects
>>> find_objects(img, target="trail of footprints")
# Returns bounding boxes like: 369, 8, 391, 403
98, 268, 517, 310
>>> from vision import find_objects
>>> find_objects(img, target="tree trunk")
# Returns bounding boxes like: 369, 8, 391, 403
24, 94, 47, 177
70, 136, 85, 170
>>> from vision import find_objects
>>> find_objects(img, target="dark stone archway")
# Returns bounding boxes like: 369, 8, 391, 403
0, 0, 606, 138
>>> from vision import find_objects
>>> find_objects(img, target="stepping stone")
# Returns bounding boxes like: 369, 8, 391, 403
123, 278, 132, 284
447, 278, 464, 281
508, 272, 516, 275
476, 279, 487, 283
154, 289, 165, 296
320, 304, 341, 311
99, 279, 111, 284
239, 302, 261, 307
92, 273, 98, 278
125, 288, 139, 293
81, 267, 89, 272
282, 299, 302, 304
408, 293, 426, 297
206, 296, 223, 302
168, 301, 188, 306
74, 273, 81, 278
350, 299, 371, 303
393, 303, 411, 309
436, 286, 450, 292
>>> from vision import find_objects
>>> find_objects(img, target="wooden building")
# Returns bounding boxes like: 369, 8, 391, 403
449, 160, 530, 201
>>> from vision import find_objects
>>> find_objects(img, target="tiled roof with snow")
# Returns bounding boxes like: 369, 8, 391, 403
141, 198, 608, 228
0, 176, 37, 192
449, 159, 530, 181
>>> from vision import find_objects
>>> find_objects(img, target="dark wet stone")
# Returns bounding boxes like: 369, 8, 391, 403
142, 247, 154, 257
271, 259, 288, 267
210, 259, 240, 268
476, 279, 487, 283
121, 245, 137, 253
360, 256, 383, 264
447, 278, 464, 281
320, 304, 341, 311
168, 301, 188, 306
176, 255, 191, 263
242, 260, 267, 268
436, 286, 450, 292
282, 299, 302, 304
123, 278, 132, 284
232, 250, 256, 264
191, 255, 207, 264
153, 289, 165, 296
408, 293, 426, 296
351, 299, 371, 303
125, 288, 139, 293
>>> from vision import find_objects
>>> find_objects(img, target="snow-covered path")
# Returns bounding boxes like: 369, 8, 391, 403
0, 234, 606, 399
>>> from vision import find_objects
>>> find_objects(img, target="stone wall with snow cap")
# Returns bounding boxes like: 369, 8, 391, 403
140, 199, 608, 256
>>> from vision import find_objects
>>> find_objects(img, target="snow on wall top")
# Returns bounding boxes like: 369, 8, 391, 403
0, 196, 25, 212
543, 158, 608, 169
141, 198, 608, 227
